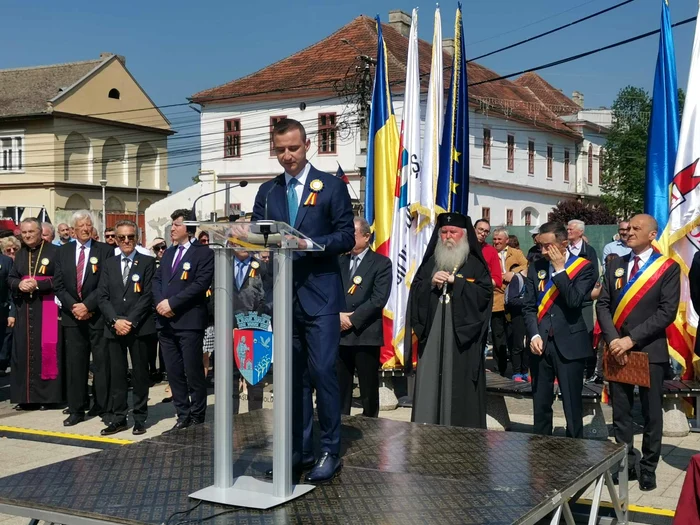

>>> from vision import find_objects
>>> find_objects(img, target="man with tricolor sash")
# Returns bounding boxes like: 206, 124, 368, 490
596, 214, 680, 492
523, 222, 597, 439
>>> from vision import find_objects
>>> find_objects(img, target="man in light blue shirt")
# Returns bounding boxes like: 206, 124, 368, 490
602, 220, 631, 271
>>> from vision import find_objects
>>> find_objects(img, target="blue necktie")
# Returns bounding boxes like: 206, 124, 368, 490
287, 178, 299, 226
236, 261, 246, 289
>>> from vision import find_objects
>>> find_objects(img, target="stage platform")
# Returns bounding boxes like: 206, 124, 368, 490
0, 410, 626, 524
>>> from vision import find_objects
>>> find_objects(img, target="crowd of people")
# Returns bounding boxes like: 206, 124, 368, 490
0, 118, 682, 490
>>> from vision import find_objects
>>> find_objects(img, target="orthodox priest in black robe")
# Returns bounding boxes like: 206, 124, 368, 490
8, 218, 62, 408
405, 213, 492, 428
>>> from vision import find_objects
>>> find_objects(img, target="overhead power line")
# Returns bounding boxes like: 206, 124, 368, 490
469, 0, 636, 62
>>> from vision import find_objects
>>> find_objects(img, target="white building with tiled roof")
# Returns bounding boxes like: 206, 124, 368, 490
170, 10, 609, 230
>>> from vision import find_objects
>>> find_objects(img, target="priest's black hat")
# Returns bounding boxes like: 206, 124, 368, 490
436, 212, 468, 229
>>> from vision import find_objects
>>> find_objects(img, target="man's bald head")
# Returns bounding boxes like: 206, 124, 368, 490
627, 214, 658, 253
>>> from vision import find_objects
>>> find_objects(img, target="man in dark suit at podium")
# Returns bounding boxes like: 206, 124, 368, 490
54, 211, 114, 426
252, 118, 355, 483
338, 217, 391, 418
153, 209, 214, 431
598, 214, 680, 491
523, 221, 596, 439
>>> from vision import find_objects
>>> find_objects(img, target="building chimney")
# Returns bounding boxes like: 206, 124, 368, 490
388, 10, 411, 37
99, 52, 126, 66
572, 91, 584, 108
443, 38, 455, 57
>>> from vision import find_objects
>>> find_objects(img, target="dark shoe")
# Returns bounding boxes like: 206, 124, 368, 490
304, 453, 342, 483
612, 468, 638, 485
62, 408, 70, 415
586, 374, 604, 384
39, 405, 48, 411
161, 396, 173, 403
639, 471, 657, 491
132, 422, 147, 436
63, 414, 85, 427
165, 419, 192, 433
265, 454, 315, 479
101, 421, 128, 436
192, 418, 205, 425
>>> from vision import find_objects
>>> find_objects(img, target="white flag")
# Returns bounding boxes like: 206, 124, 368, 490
383, 8, 420, 368
412, 7, 442, 260
663, 1, 700, 377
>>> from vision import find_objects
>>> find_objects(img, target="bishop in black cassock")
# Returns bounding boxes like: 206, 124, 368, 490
405, 213, 493, 428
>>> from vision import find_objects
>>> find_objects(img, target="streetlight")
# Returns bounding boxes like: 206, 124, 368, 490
100, 177, 107, 236
198, 169, 216, 222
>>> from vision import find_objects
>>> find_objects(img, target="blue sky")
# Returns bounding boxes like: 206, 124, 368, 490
3, 0, 697, 192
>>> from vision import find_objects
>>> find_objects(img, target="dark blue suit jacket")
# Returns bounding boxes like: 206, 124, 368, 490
252, 165, 355, 316
153, 240, 214, 331
0, 254, 12, 317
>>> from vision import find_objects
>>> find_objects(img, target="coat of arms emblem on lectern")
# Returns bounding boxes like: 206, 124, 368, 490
233, 311, 273, 385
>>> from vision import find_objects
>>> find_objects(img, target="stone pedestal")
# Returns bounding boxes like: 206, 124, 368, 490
486, 395, 511, 431
663, 398, 690, 437
582, 402, 609, 440
379, 377, 398, 411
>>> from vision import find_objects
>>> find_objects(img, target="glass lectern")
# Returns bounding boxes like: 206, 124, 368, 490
187, 220, 324, 509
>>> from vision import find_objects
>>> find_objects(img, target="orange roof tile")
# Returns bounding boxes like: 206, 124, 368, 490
512, 72, 580, 116
191, 16, 580, 138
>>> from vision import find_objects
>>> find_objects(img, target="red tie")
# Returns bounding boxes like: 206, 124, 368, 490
76, 245, 86, 299
630, 255, 641, 279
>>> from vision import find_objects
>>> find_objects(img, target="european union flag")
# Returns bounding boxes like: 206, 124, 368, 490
645, 0, 679, 235
436, 4, 469, 215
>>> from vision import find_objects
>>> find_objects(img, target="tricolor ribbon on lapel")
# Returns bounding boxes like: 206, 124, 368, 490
206, 287, 212, 298
180, 271, 188, 280
134, 282, 141, 293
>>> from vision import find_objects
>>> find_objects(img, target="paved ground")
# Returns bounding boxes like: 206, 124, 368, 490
0, 370, 694, 524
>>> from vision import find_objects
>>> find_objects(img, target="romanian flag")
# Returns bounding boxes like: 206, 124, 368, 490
660, 0, 700, 381
436, 4, 469, 214
365, 16, 400, 257
335, 163, 349, 184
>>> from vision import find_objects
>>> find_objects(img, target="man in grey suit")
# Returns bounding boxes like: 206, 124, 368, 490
338, 218, 392, 417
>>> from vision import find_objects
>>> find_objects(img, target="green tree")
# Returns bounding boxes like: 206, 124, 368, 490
601, 86, 685, 218
548, 199, 617, 225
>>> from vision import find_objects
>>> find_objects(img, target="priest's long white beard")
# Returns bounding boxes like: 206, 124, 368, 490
434, 237, 469, 272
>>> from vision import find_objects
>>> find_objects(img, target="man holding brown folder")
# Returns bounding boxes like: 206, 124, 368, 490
596, 214, 680, 491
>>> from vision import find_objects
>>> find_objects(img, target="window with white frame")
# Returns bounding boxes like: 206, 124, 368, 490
1, 134, 24, 172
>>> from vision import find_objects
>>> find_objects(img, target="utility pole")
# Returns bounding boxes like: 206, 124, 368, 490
356, 55, 374, 215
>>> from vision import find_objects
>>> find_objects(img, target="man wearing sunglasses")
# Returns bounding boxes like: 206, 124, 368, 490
54, 211, 114, 426
104, 228, 117, 247
98, 220, 156, 436
153, 209, 214, 431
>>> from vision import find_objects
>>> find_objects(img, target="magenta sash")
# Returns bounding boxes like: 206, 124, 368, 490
23, 276, 58, 380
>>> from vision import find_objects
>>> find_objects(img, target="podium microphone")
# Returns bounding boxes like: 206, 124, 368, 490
191, 180, 249, 222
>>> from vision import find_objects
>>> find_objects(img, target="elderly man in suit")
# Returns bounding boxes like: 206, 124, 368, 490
523, 221, 596, 439
54, 210, 114, 426
252, 118, 354, 483
338, 217, 391, 418
153, 209, 214, 431
598, 214, 680, 491
98, 220, 156, 436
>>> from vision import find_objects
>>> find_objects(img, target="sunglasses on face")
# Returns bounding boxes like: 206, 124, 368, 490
5, 247, 17, 252
105, 234, 116, 238
117, 235, 136, 242
154, 244, 166, 252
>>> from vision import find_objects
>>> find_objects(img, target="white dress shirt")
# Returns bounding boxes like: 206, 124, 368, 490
284, 162, 312, 207
568, 239, 583, 256
627, 247, 653, 279
171, 240, 192, 268
350, 247, 370, 274
498, 247, 508, 273
75, 239, 92, 286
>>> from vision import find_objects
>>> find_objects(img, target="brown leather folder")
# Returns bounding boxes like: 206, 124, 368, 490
603, 347, 651, 388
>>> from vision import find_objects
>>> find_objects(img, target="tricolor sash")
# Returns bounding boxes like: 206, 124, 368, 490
537, 257, 591, 322
612, 252, 675, 330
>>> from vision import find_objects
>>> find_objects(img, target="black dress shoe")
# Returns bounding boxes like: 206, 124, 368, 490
612, 468, 638, 485
639, 470, 657, 491
101, 421, 128, 436
161, 396, 173, 403
132, 422, 147, 436
265, 455, 316, 479
63, 414, 85, 427
165, 419, 192, 432
304, 453, 342, 483
62, 408, 70, 415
